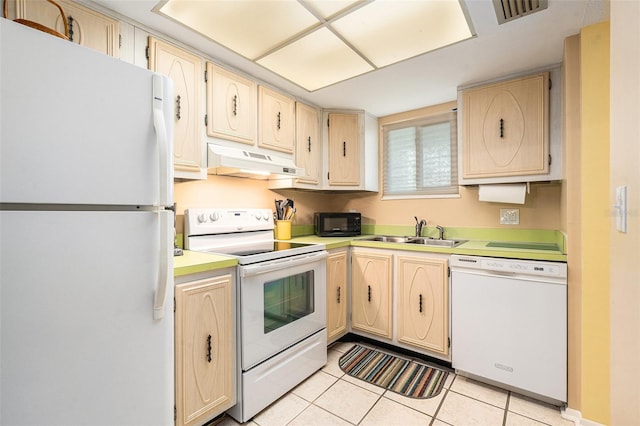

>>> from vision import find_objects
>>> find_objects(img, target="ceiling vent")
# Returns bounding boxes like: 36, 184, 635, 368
493, 0, 548, 24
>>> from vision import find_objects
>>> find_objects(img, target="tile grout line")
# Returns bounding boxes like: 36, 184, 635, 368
503, 391, 512, 426
428, 373, 457, 425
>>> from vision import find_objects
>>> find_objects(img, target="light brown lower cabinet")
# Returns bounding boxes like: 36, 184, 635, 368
351, 249, 392, 338
175, 273, 235, 426
326, 248, 348, 343
397, 255, 449, 356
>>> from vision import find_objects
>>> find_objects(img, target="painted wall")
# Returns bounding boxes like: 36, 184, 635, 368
580, 21, 611, 424
609, 1, 640, 424
174, 174, 562, 235
562, 34, 583, 412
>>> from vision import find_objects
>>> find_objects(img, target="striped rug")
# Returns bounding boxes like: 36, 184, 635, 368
338, 344, 449, 399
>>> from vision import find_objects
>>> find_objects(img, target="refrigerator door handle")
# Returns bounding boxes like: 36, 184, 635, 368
153, 210, 172, 320
152, 74, 173, 207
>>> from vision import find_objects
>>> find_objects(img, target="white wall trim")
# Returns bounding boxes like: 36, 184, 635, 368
562, 407, 606, 426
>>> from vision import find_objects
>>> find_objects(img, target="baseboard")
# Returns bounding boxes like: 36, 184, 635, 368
561, 407, 606, 426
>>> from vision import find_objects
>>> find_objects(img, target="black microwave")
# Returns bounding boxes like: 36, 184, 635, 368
314, 212, 361, 237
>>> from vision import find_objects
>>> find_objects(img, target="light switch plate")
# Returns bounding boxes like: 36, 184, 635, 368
615, 185, 627, 233
500, 208, 520, 225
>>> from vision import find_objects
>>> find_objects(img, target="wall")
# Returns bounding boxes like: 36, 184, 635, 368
580, 21, 611, 424
333, 184, 561, 230
173, 175, 342, 235
174, 173, 562, 235
562, 34, 583, 412
609, 1, 640, 424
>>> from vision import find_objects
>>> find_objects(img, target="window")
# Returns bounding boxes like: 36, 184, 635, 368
382, 110, 458, 198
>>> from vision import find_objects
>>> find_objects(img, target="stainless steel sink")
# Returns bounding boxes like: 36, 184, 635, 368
357, 235, 467, 247
357, 235, 412, 243
406, 237, 468, 247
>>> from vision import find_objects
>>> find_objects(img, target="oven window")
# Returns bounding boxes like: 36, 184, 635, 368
263, 271, 315, 333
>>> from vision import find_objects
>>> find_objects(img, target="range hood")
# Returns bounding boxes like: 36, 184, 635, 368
207, 144, 305, 180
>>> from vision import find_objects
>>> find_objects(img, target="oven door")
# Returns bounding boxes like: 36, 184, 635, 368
239, 251, 327, 370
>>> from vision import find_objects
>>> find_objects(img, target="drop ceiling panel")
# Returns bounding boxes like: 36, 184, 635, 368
331, 0, 473, 67
302, 0, 364, 20
158, 0, 319, 59
257, 27, 374, 91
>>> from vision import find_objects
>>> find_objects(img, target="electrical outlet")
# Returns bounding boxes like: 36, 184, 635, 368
500, 208, 520, 225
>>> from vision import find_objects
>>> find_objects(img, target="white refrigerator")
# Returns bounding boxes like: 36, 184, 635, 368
0, 20, 175, 425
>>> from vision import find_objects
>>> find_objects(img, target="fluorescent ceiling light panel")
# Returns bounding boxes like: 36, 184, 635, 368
302, 0, 364, 20
157, 0, 474, 91
257, 27, 374, 91
331, 0, 473, 67
158, 0, 318, 59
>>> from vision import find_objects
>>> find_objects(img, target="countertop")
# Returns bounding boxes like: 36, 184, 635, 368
290, 233, 567, 262
173, 250, 237, 277
174, 230, 567, 276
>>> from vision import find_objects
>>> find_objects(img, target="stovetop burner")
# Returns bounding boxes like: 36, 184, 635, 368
184, 208, 325, 265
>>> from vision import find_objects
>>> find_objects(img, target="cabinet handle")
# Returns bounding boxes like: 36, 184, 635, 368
277, 112, 281, 130
206, 334, 212, 363
176, 95, 181, 120
367, 285, 371, 302
232, 94, 238, 116
337, 286, 341, 303
308, 136, 311, 152
68, 16, 74, 42
343, 141, 346, 157
499, 118, 504, 138
419, 294, 423, 313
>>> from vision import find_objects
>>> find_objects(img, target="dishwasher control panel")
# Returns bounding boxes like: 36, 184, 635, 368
450, 255, 567, 279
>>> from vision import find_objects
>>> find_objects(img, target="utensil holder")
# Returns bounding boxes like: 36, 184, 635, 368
274, 220, 292, 240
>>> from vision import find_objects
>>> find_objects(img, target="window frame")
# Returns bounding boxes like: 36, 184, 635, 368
379, 101, 460, 200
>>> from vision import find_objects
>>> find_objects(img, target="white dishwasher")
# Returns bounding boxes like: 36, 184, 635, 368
450, 255, 567, 404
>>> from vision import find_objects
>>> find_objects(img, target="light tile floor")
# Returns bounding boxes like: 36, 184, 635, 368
219, 342, 573, 426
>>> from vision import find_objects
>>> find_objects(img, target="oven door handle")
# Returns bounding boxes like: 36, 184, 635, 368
240, 251, 328, 277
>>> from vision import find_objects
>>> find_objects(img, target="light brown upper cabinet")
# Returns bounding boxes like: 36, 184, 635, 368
206, 63, 256, 145
461, 72, 550, 179
258, 86, 295, 154
11, 0, 119, 56
295, 102, 321, 185
148, 37, 203, 177
328, 113, 360, 186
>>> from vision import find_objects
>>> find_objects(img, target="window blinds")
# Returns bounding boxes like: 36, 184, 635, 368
382, 111, 458, 197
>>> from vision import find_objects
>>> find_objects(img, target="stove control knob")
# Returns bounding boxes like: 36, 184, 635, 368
197, 213, 207, 223
209, 211, 220, 222
262, 212, 270, 221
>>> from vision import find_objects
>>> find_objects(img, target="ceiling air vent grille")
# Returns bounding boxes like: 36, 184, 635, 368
493, 0, 548, 24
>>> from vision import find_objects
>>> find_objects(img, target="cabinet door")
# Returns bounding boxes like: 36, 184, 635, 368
175, 274, 235, 426
295, 102, 321, 184
258, 86, 295, 153
462, 72, 549, 179
397, 256, 448, 355
328, 113, 360, 186
326, 249, 348, 342
14, 0, 119, 56
351, 250, 392, 338
148, 37, 203, 174
206, 63, 255, 145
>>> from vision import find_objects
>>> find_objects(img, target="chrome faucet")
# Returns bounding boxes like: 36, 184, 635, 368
435, 225, 445, 240
414, 217, 427, 237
